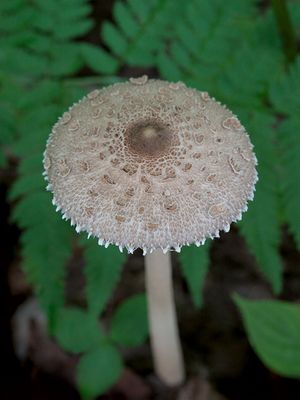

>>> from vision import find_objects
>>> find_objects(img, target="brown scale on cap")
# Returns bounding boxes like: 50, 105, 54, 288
43, 77, 258, 254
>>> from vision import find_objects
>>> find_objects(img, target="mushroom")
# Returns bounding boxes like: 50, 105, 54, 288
43, 76, 257, 386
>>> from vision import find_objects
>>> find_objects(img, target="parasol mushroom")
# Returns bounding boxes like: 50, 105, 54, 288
43, 76, 257, 386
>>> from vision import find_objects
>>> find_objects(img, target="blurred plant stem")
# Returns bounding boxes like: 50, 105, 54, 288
271, 0, 298, 64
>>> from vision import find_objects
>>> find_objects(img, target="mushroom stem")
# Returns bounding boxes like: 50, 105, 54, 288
145, 249, 185, 386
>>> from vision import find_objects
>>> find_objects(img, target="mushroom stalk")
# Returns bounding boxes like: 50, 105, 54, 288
145, 250, 185, 386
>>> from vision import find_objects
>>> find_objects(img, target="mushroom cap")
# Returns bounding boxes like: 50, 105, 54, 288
44, 76, 257, 254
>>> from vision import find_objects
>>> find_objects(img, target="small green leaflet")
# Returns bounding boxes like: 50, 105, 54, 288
80, 43, 119, 75
234, 295, 300, 377
81, 237, 126, 318
77, 344, 123, 400
238, 111, 283, 294
270, 58, 300, 251
110, 294, 148, 347
270, 56, 300, 116
179, 242, 211, 308
54, 307, 103, 354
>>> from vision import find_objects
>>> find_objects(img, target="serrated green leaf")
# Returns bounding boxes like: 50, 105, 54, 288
239, 112, 282, 294
110, 294, 148, 347
269, 59, 300, 251
127, 0, 152, 21
156, 0, 258, 94
77, 344, 123, 400
80, 43, 119, 74
234, 295, 300, 377
53, 19, 93, 40
2, 48, 47, 76
219, 45, 283, 109
100, 0, 189, 67
156, 51, 183, 81
102, 22, 128, 57
114, 1, 139, 39
18, 154, 44, 174
54, 307, 103, 353
9, 172, 45, 200
240, 183, 282, 294
270, 56, 300, 116
179, 243, 211, 308
47, 44, 83, 76
81, 238, 126, 317
276, 117, 300, 250
20, 215, 73, 321
11, 191, 53, 228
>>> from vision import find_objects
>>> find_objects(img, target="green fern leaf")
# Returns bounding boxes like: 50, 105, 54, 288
270, 57, 300, 116
100, 0, 188, 68
18, 208, 73, 324
81, 237, 127, 318
239, 112, 282, 294
157, 0, 256, 90
234, 295, 300, 377
179, 242, 211, 308
9, 173, 45, 200
113, 1, 140, 39
156, 50, 182, 82
269, 57, 300, 250
77, 344, 123, 400
110, 294, 148, 347
102, 21, 128, 58
47, 43, 83, 76
275, 117, 300, 249
218, 45, 283, 109
80, 43, 119, 75
54, 307, 103, 353
53, 19, 93, 40
1, 0, 129, 335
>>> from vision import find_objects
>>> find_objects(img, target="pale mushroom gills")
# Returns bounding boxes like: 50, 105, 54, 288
43, 76, 257, 254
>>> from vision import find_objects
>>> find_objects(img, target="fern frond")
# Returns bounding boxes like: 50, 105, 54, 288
9, 89, 75, 320
157, 0, 256, 92
13, 193, 73, 323
218, 45, 284, 109
80, 43, 119, 75
179, 242, 211, 308
80, 237, 127, 318
154, 0, 285, 292
270, 56, 300, 116
1, 0, 107, 324
275, 117, 300, 250
269, 57, 300, 250
239, 112, 282, 294
90, 0, 188, 73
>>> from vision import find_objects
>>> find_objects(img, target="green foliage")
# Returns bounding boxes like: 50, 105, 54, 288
234, 295, 300, 377
270, 57, 300, 250
110, 294, 148, 347
156, 0, 257, 89
179, 242, 211, 307
128, 0, 300, 292
80, 43, 119, 74
100, 0, 188, 68
77, 344, 123, 400
54, 307, 104, 353
2, 0, 300, 397
238, 112, 283, 294
81, 237, 126, 318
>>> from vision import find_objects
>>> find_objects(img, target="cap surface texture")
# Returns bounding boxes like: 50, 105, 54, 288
44, 77, 257, 254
